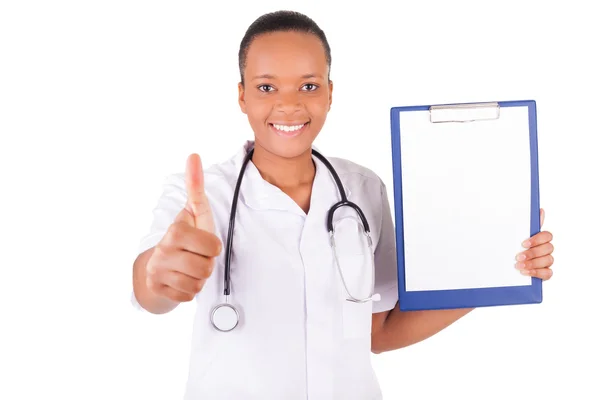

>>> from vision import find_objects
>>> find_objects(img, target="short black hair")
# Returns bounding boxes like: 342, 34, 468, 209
238, 10, 331, 85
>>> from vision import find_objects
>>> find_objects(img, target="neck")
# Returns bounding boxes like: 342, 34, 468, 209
251, 142, 315, 189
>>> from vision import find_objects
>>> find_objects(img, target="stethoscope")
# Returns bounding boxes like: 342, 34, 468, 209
210, 147, 379, 332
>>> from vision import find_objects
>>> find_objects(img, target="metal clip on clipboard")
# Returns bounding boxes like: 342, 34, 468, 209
429, 102, 501, 123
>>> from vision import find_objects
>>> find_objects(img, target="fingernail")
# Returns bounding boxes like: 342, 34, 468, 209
522, 240, 531, 248
517, 254, 527, 261
515, 262, 526, 270
520, 269, 531, 276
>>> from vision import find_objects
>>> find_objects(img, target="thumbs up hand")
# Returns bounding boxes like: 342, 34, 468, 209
145, 154, 222, 303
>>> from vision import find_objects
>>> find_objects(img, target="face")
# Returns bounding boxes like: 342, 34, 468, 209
238, 31, 333, 159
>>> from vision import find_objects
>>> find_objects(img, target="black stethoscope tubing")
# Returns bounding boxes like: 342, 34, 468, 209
223, 147, 371, 296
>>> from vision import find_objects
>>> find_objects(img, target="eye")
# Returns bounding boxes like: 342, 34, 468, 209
257, 84, 274, 92
301, 83, 318, 91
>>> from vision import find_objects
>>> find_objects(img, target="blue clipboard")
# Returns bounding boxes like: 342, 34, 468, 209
389, 100, 542, 311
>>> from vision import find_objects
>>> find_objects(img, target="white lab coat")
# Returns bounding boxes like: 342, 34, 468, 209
133, 141, 399, 399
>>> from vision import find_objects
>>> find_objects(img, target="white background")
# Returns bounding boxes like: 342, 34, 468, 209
1, 1, 598, 399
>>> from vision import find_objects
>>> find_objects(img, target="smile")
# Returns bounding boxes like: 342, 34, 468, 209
269, 122, 309, 137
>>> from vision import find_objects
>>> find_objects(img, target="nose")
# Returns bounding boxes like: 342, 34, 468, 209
275, 90, 303, 114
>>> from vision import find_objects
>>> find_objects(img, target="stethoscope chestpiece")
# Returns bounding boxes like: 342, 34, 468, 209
210, 297, 239, 332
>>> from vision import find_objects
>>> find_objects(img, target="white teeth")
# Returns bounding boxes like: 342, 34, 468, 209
273, 123, 305, 132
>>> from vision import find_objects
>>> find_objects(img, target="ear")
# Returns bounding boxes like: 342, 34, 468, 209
328, 80, 333, 111
238, 82, 247, 114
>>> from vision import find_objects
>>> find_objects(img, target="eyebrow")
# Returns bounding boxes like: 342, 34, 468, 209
251, 73, 323, 80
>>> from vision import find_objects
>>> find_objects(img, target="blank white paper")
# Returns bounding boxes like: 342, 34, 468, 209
399, 105, 533, 291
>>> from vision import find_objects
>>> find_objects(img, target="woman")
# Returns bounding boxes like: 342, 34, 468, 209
131, 10, 555, 399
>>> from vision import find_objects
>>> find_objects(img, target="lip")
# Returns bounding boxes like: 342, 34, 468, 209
268, 121, 309, 138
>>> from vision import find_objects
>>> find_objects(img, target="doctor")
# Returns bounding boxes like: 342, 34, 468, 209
131, 10, 556, 400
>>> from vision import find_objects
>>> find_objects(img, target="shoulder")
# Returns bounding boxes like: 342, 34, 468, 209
321, 155, 392, 246
322, 154, 389, 216
325, 155, 386, 190
156, 156, 239, 237
159, 156, 239, 197
150, 152, 239, 221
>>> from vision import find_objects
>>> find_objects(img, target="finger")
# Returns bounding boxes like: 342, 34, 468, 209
185, 153, 216, 233
515, 254, 554, 271
521, 231, 553, 249
173, 205, 195, 226
185, 153, 206, 212
516, 242, 554, 262
164, 248, 215, 280
161, 270, 207, 295
146, 272, 196, 301
540, 208, 545, 228
163, 221, 222, 257
154, 284, 197, 302
521, 267, 553, 281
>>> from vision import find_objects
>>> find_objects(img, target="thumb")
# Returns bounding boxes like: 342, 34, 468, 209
183, 153, 215, 233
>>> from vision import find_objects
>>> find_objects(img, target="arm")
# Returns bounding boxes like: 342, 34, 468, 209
371, 305, 473, 353
132, 247, 180, 314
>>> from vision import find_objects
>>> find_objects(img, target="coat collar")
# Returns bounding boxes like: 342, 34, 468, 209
230, 141, 351, 215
